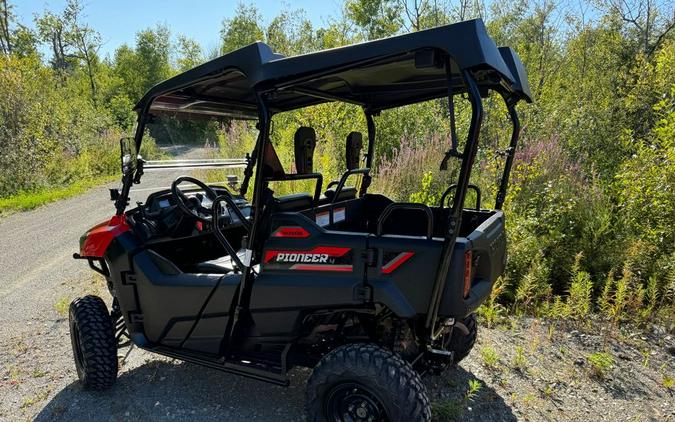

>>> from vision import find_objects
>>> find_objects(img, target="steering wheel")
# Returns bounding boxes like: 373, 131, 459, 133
171, 176, 219, 223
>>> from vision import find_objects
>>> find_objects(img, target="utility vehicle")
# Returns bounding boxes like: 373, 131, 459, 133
71, 18, 531, 421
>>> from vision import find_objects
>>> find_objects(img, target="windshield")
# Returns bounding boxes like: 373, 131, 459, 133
130, 115, 256, 204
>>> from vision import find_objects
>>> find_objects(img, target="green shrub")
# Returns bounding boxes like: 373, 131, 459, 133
598, 269, 616, 319
512, 346, 528, 372
480, 346, 500, 370
566, 253, 593, 320
587, 352, 614, 379
478, 276, 508, 328
513, 253, 551, 313
409, 171, 437, 205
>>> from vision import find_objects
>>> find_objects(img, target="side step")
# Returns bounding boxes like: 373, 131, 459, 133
152, 346, 290, 386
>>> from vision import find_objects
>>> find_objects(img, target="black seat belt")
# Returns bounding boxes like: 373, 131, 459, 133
440, 61, 463, 170
239, 130, 261, 196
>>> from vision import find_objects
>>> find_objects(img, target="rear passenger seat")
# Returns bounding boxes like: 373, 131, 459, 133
320, 186, 357, 204
274, 193, 314, 212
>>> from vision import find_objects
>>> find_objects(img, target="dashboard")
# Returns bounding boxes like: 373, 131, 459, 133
148, 186, 249, 217
132, 186, 252, 240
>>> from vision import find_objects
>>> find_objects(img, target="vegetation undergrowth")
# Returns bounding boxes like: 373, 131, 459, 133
587, 352, 615, 379
0, 0, 673, 328
0, 175, 116, 215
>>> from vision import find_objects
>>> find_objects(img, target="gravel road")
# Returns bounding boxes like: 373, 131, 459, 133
1, 159, 673, 421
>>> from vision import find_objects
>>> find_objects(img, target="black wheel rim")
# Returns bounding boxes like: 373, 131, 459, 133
325, 382, 389, 422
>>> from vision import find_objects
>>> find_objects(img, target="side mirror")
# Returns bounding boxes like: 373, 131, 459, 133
120, 137, 137, 176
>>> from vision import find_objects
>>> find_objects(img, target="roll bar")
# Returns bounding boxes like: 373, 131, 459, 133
495, 98, 521, 210
121, 65, 523, 349
226, 91, 271, 347
425, 69, 484, 338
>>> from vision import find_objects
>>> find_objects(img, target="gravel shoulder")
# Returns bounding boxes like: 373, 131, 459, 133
426, 318, 674, 421
2, 269, 672, 422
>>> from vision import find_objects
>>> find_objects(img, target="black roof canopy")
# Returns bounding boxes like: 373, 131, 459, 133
135, 19, 531, 119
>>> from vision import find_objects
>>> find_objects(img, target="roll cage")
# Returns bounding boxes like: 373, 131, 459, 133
116, 18, 531, 346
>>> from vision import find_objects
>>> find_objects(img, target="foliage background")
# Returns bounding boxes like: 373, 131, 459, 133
0, 0, 673, 324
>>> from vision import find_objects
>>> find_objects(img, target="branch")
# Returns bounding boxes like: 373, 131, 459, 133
648, 18, 675, 55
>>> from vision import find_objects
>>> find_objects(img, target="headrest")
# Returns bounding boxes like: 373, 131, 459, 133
346, 131, 363, 170
294, 126, 316, 174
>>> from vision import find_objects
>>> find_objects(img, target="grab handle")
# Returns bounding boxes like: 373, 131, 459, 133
439, 184, 481, 210
332, 168, 370, 203
377, 203, 434, 240
211, 196, 247, 270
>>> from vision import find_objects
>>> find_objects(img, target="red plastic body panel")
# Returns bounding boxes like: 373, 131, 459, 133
80, 214, 130, 258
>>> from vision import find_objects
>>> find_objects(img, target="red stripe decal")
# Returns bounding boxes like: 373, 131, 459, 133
263, 246, 351, 264
291, 264, 353, 272
381, 252, 414, 274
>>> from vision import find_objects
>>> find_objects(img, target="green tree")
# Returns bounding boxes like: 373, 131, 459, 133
11, 24, 38, 58
135, 24, 172, 91
599, 0, 675, 56
345, 0, 403, 39
617, 40, 675, 267
60, 0, 103, 105
35, 4, 79, 73
220, 3, 264, 53
0, 0, 13, 54
112, 44, 142, 101
266, 9, 316, 55
176, 35, 203, 71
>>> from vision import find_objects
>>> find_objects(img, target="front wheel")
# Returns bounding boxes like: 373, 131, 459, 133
306, 343, 431, 422
69, 295, 118, 390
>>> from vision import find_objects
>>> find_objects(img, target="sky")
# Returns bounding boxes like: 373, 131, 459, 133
14, 1, 344, 58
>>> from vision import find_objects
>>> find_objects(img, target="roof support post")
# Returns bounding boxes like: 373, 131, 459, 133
226, 91, 271, 349
494, 99, 520, 210
364, 112, 376, 169
425, 70, 484, 338
360, 111, 376, 196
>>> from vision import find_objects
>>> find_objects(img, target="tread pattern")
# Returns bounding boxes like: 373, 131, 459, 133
449, 313, 477, 364
306, 343, 431, 422
69, 295, 118, 390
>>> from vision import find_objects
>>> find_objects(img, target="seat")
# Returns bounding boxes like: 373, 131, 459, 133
319, 131, 364, 204
321, 186, 357, 203
192, 250, 249, 274
294, 127, 316, 173
274, 192, 314, 211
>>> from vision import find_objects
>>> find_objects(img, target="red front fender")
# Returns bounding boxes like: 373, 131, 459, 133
79, 214, 130, 258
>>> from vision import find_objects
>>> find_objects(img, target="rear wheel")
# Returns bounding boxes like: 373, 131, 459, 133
69, 295, 118, 390
306, 343, 431, 422
447, 313, 478, 364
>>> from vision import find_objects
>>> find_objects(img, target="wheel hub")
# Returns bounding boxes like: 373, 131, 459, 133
326, 382, 388, 422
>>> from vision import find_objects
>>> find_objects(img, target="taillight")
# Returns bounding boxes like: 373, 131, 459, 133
463, 250, 473, 298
